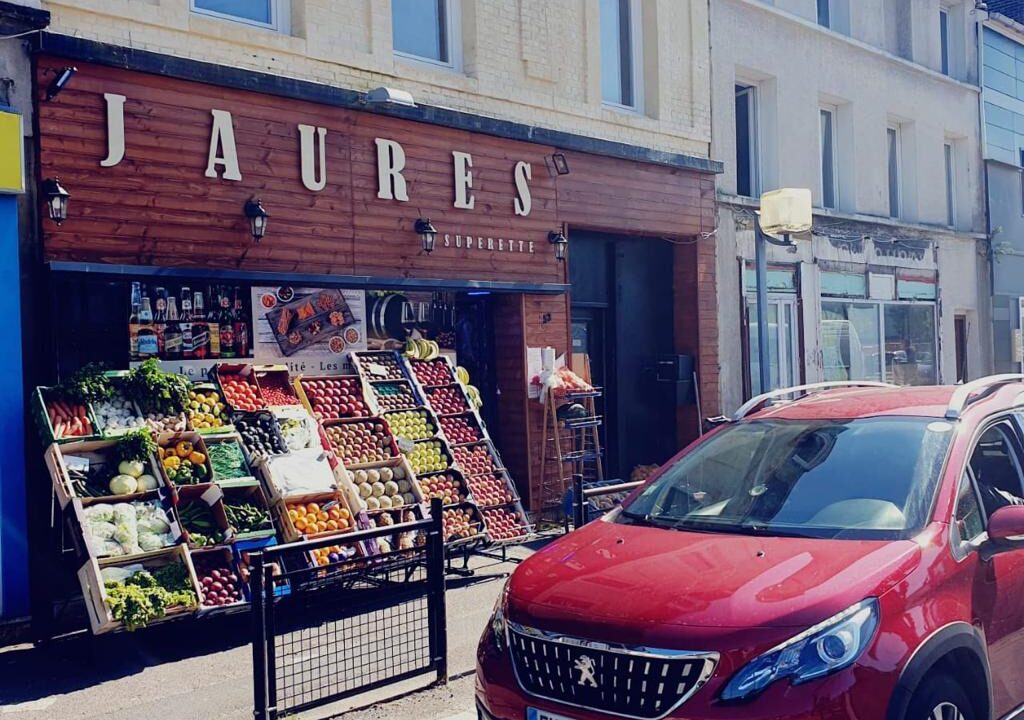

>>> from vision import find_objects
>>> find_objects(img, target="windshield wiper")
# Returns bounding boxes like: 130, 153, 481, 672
619, 509, 686, 529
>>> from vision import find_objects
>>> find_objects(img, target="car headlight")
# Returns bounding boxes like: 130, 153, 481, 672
488, 579, 510, 652
721, 598, 879, 702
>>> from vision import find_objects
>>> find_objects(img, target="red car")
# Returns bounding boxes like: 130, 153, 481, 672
477, 377, 1024, 720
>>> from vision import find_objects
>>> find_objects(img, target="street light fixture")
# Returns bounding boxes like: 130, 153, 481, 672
244, 197, 269, 243
415, 217, 438, 253
41, 177, 71, 225
754, 188, 812, 395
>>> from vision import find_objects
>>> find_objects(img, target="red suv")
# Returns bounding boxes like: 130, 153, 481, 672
477, 378, 1024, 720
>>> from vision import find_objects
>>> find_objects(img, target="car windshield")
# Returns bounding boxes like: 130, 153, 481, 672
619, 417, 954, 540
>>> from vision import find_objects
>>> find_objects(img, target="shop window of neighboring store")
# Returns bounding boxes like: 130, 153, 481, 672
393, 0, 461, 69
821, 271, 938, 386
735, 85, 759, 197
191, 0, 288, 31
600, 0, 643, 110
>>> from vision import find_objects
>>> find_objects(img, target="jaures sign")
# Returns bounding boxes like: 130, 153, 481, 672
98, 93, 541, 255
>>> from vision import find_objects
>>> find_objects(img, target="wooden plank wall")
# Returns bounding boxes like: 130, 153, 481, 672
36, 57, 564, 285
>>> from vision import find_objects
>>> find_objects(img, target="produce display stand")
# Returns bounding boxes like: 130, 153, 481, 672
403, 354, 533, 572
539, 386, 605, 525
36, 352, 534, 633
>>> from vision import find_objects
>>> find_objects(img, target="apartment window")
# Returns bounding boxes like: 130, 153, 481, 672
817, 0, 831, 27
393, 0, 459, 67
940, 9, 950, 75
820, 108, 838, 209
735, 85, 759, 198
887, 126, 901, 218
191, 0, 285, 30
600, 0, 642, 109
944, 142, 956, 227
1020, 149, 1024, 214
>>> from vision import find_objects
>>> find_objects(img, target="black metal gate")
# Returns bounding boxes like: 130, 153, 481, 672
252, 498, 447, 719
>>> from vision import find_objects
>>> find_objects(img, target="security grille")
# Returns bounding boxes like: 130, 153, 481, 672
508, 623, 717, 720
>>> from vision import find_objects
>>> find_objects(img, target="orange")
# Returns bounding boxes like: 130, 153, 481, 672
292, 504, 306, 515
339, 518, 350, 529
326, 520, 339, 531
328, 507, 341, 520
317, 511, 329, 522
294, 518, 308, 531
317, 556, 328, 566
307, 503, 320, 514
339, 508, 351, 520
317, 521, 328, 532
288, 509, 299, 521
305, 513, 318, 525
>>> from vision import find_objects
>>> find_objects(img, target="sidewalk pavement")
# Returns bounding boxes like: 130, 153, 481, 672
0, 542, 544, 720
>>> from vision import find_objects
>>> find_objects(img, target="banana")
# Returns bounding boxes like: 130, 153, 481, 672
456, 366, 470, 385
403, 339, 418, 358
424, 340, 440, 361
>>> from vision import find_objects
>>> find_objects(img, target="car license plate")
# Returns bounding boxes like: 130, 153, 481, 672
527, 708, 577, 720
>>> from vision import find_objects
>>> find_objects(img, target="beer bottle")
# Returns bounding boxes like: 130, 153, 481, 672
164, 296, 183, 360
136, 293, 158, 359
219, 286, 236, 358
180, 287, 194, 360
192, 290, 209, 359
208, 286, 221, 358
233, 286, 249, 358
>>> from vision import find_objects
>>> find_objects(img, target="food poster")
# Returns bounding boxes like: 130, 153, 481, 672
252, 286, 368, 374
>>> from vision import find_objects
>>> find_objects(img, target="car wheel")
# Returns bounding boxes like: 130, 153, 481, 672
905, 673, 976, 720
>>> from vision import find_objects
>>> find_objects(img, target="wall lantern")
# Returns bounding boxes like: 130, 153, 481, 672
41, 177, 71, 225
46, 66, 77, 101
415, 217, 438, 254
244, 197, 269, 243
758, 188, 813, 236
548, 229, 569, 261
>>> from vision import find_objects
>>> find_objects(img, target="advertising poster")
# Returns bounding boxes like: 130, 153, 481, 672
251, 286, 368, 374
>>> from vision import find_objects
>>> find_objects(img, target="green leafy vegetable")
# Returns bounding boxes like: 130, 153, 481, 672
104, 564, 197, 630
208, 441, 249, 480
62, 363, 115, 405
114, 430, 157, 466
125, 360, 190, 415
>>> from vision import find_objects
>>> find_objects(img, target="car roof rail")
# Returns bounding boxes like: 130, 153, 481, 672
945, 374, 1024, 420
731, 381, 899, 422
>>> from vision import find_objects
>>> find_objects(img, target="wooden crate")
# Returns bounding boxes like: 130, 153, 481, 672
155, 431, 215, 490
271, 490, 355, 543
78, 544, 199, 634
261, 447, 340, 504
44, 439, 164, 510
219, 479, 277, 541
175, 483, 233, 549
71, 492, 184, 561
190, 545, 248, 615
202, 432, 257, 484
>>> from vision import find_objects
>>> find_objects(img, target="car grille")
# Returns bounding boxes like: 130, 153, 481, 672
507, 622, 718, 720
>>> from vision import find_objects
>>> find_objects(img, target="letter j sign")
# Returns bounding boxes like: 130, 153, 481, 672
0, 111, 25, 194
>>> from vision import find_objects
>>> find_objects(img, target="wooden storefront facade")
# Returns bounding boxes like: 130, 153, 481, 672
32, 41, 720, 510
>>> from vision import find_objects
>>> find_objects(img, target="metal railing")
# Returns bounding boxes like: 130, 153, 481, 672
945, 374, 1024, 420
570, 475, 643, 530
252, 498, 447, 720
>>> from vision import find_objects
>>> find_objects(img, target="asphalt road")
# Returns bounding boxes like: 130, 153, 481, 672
0, 544, 540, 720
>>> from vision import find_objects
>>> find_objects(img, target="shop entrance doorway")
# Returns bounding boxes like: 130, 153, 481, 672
570, 232, 676, 480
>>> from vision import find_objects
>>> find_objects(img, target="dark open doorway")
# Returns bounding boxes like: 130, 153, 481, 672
569, 232, 676, 479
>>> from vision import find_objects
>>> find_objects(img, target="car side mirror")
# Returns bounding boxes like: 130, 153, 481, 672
982, 506, 1024, 560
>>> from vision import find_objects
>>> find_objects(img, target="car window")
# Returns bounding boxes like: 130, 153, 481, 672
954, 470, 985, 543
620, 417, 954, 540
968, 423, 1024, 518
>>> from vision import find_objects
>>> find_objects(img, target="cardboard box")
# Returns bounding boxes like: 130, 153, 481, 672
190, 545, 248, 615
219, 479, 277, 541
203, 433, 256, 484
155, 432, 214, 489
175, 483, 233, 549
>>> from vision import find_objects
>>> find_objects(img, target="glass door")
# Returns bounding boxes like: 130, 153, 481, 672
747, 295, 800, 396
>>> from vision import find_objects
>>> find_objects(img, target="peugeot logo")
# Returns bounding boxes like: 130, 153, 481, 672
574, 655, 598, 688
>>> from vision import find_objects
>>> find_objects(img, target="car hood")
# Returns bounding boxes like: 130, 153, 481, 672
508, 518, 925, 634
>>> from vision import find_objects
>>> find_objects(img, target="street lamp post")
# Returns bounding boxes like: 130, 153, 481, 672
754, 189, 813, 394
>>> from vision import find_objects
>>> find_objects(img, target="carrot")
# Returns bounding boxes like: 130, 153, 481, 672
54, 400, 72, 418
54, 421, 66, 438
76, 405, 87, 419
47, 408, 56, 425
82, 418, 92, 435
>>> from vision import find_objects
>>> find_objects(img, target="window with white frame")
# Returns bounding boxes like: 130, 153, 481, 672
817, 0, 831, 28
940, 9, 951, 75
820, 107, 838, 209
393, 0, 460, 68
600, 0, 642, 110
191, 0, 287, 31
944, 142, 956, 227
735, 84, 759, 198
887, 126, 902, 218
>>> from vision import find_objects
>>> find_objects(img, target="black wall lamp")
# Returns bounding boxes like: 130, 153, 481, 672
415, 217, 438, 253
46, 66, 77, 101
546, 152, 570, 176
548, 227, 569, 261
41, 177, 70, 225
244, 197, 269, 243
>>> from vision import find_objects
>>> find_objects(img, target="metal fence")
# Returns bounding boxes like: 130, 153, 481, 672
252, 497, 447, 720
